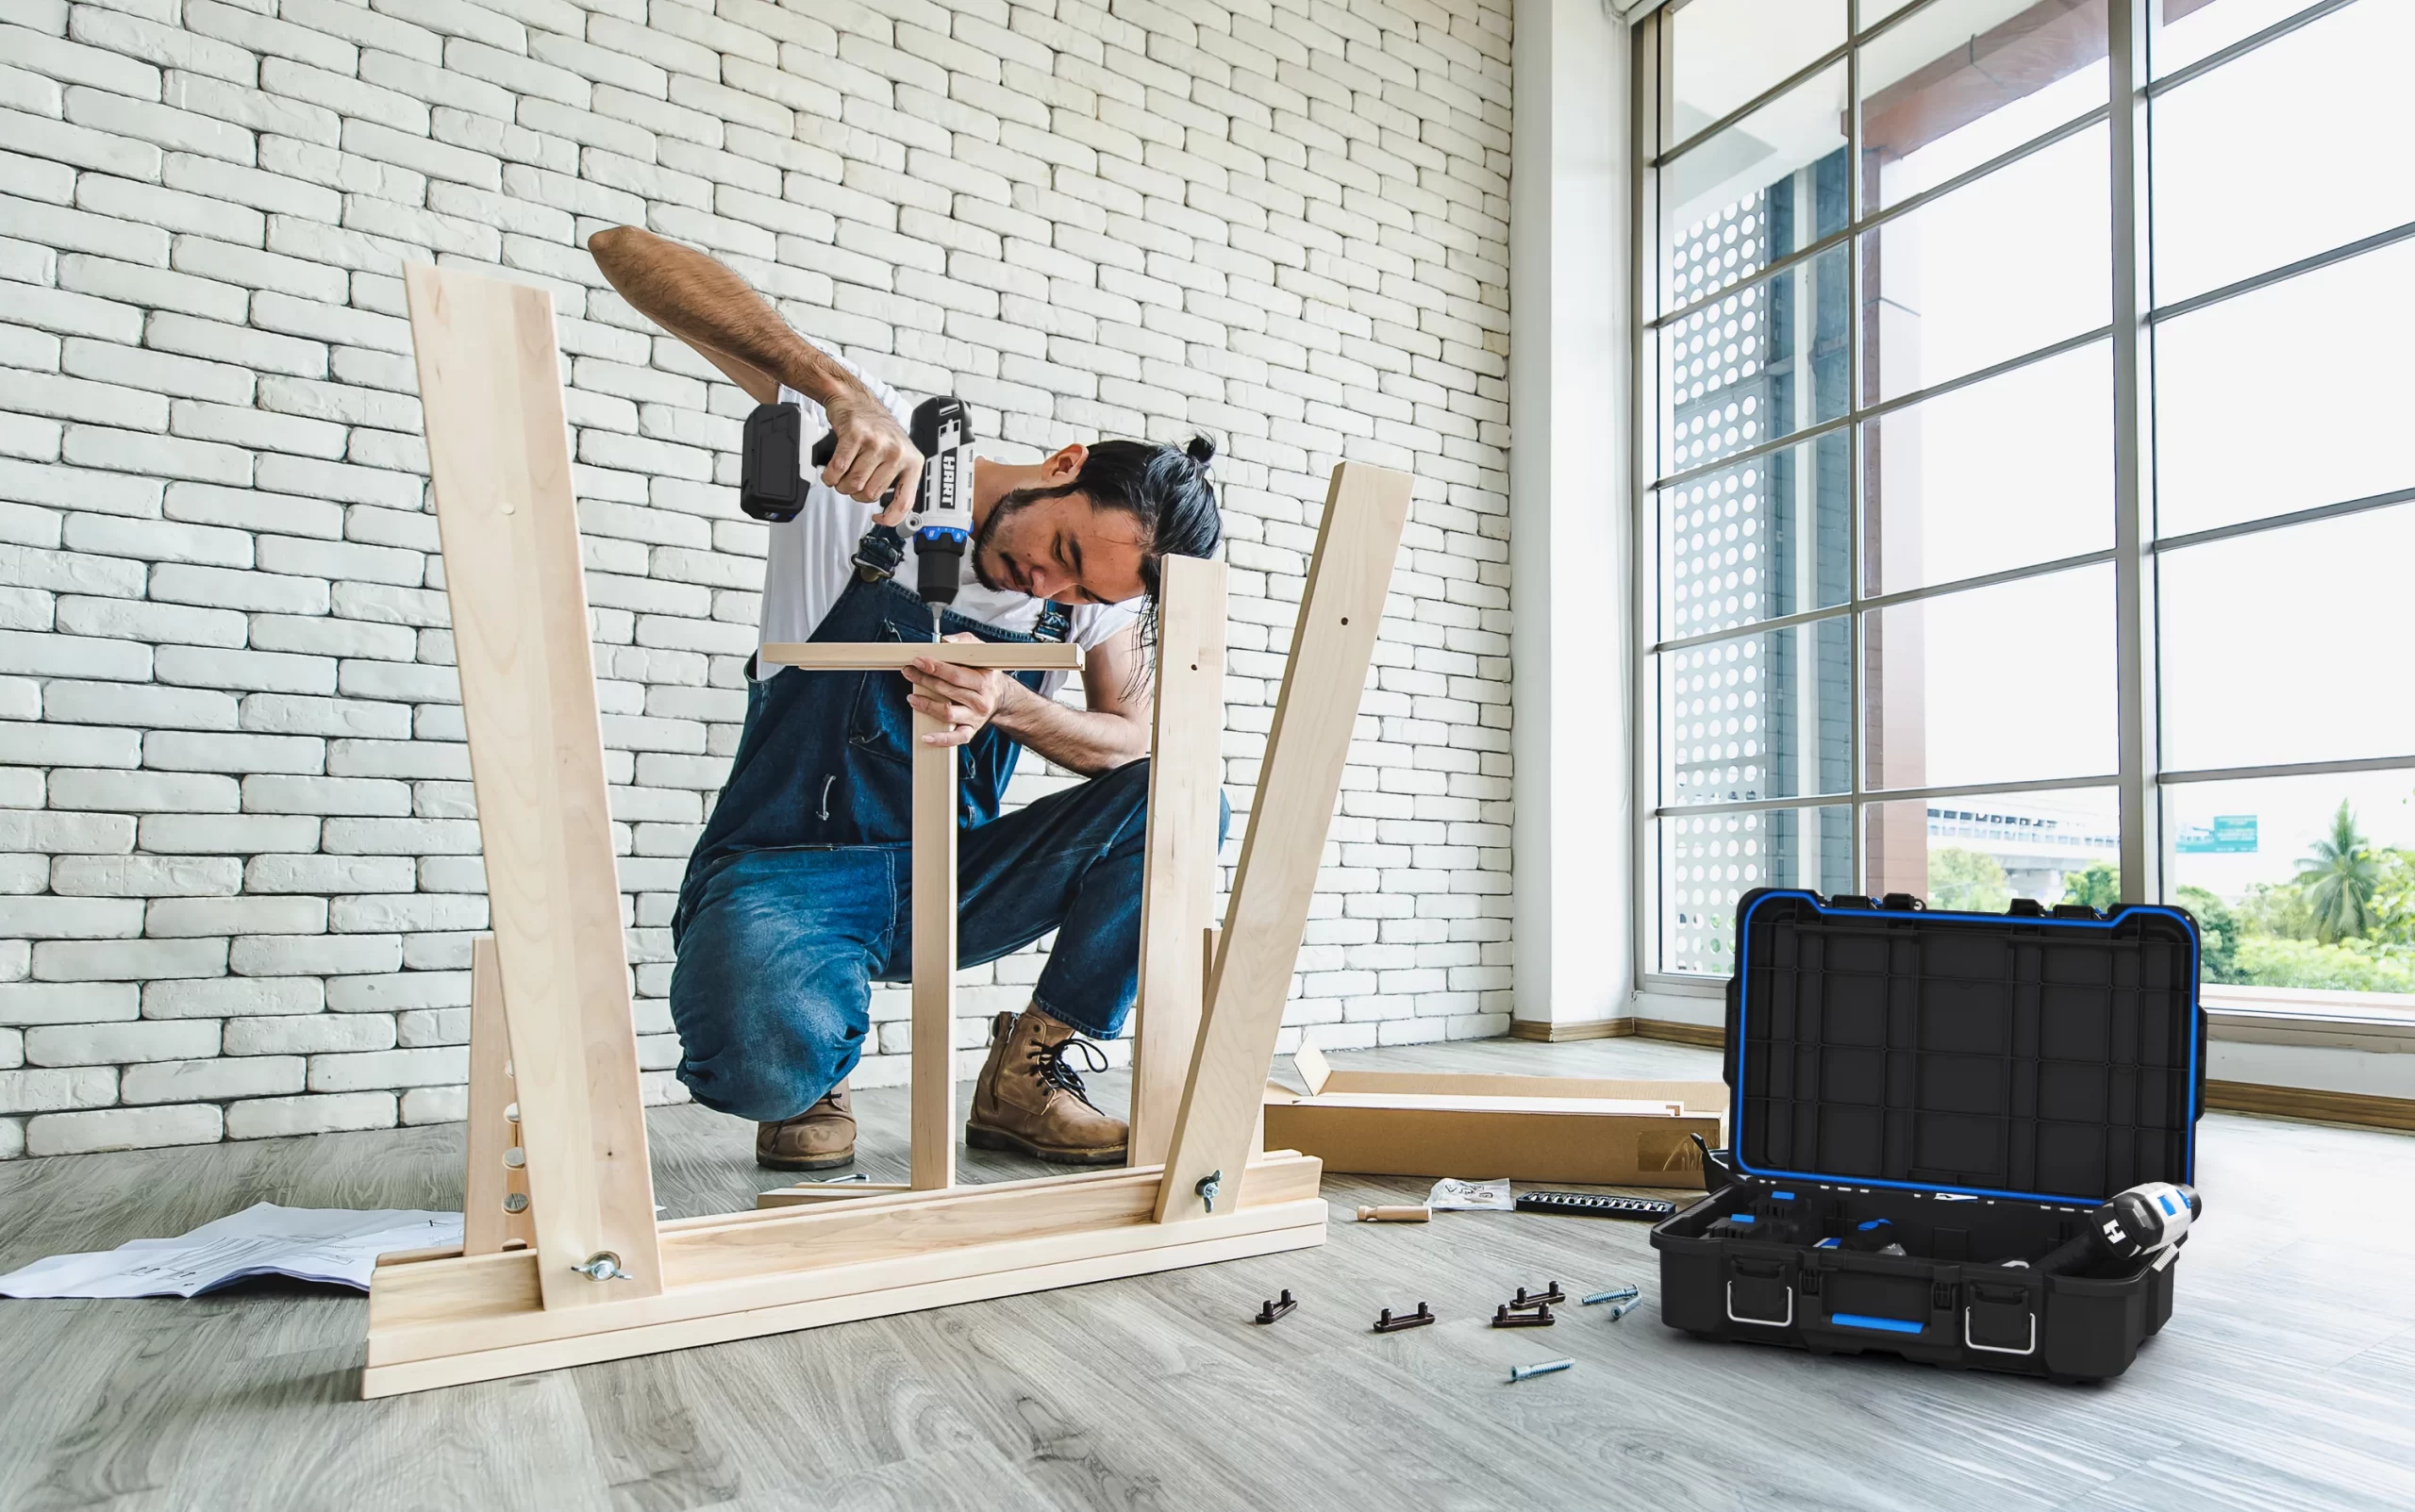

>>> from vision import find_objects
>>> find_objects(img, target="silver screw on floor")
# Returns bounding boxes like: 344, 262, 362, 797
1507, 1357, 1574, 1384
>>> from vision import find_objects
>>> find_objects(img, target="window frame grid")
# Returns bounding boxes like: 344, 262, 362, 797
1631, 0, 2415, 989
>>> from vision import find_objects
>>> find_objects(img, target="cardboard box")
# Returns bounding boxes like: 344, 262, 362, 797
1261, 1043, 1728, 1188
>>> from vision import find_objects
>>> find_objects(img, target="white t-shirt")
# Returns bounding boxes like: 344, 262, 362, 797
758, 362, 1139, 700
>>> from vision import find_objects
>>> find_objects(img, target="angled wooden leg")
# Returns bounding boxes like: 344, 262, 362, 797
1128, 556, 1229, 1166
463, 936, 535, 1254
911, 709, 958, 1191
405, 264, 661, 1305
1157, 462, 1413, 1222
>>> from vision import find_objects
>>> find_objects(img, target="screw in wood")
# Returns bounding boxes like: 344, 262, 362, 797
1508, 1358, 1574, 1384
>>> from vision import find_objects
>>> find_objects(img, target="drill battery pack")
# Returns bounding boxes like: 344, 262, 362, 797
1650, 889, 2206, 1383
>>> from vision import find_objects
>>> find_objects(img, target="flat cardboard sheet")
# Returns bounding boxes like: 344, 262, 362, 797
1262, 1045, 1728, 1188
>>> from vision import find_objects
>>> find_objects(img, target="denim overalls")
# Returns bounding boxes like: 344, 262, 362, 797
665, 541, 1209, 1123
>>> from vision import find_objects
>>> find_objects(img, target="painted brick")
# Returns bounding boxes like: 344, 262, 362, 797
0, 0, 1518, 1154
224, 1089, 394, 1138
27, 1102, 222, 1153
142, 974, 324, 1018
25, 1018, 219, 1065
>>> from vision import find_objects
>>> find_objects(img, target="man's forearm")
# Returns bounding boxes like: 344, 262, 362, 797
990, 682, 1148, 776
588, 225, 868, 408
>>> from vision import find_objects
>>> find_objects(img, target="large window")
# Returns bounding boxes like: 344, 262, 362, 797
1633, 0, 2415, 998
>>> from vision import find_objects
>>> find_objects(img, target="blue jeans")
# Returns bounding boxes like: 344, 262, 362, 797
668, 757, 1211, 1122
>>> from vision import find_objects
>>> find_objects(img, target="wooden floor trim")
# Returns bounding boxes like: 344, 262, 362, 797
1631, 1019, 1726, 1050
2205, 1079, 2415, 1133
1507, 1018, 1636, 1043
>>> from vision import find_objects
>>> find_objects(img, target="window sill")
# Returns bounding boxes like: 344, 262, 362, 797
2201, 985, 2415, 1050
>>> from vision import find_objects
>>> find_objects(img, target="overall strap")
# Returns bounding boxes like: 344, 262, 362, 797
1031, 600, 1073, 643
851, 523, 907, 583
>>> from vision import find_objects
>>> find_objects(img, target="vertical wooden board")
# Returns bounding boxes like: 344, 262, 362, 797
1126, 556, 1228, 1166
1156, 463, 1413, 1221
404, 264, 662, 1304
911, 712, 958, 1191
461, 937, 532, 1254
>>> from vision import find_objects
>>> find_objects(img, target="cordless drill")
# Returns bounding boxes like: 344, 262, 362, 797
2015, 1182, 2202, 1278
772, 396, 974, 639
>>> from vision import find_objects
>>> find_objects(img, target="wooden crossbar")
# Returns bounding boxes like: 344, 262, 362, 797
375, 263, 1412, 1398
758, 642, 1082, 671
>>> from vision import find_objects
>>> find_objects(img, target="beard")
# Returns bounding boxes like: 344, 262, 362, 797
967, 487, 1046, 594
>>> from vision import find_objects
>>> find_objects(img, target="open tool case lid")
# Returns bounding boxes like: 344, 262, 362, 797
1724, 889, 2205, 1207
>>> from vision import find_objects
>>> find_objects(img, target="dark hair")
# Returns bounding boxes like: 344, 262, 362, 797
1053, 434, 1223, 601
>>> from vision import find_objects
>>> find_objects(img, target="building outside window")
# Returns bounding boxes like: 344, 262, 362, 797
1633, 0, 2415, 1005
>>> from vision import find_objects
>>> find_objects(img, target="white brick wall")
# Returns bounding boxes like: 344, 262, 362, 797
0, 0, 1515, 1156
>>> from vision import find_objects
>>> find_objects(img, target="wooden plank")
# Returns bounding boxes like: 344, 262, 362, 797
403, 263, 662, 1306
461, 936, 534, 1254
911, 708, 958, 1192
361, 1202, 1326, 1397
1156, 462, 1412, 1222
2207, 1079, 2415, 1132
759, 642, 1082, 671
364, 1155, 1325, 1367
754, 1180, 918, 1208
1126, 555, 1228, 1166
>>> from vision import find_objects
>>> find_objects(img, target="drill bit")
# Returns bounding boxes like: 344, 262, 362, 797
931, 604, 942, 640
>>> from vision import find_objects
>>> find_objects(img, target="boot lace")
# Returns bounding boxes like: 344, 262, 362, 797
1028, 1035, 1110, 1109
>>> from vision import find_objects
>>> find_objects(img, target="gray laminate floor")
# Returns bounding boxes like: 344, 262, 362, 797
2, 1036, 2411, 1512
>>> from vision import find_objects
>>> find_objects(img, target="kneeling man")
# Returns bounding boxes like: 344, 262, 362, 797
590, 227, 1224, 1171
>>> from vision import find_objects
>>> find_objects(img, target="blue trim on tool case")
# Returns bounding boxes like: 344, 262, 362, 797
1729, 889, 2203, 1205
1830, 1313, 1925, 1335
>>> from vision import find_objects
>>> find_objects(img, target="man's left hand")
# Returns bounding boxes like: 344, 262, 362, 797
903, 633, 1019, 748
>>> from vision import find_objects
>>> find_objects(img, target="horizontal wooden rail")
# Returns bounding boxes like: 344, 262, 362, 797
759, 642, 1083, 671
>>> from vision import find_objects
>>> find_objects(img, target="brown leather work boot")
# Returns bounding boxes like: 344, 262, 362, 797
965, 1008, 1128, 1166
756, 1082, 855, 1171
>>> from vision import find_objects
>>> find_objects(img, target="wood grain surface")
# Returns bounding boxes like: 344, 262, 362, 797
403, 264, 661, 1304
1158, 462, 1412, 1222
1127, 555, 1228, 1167
3, 1037, 2412, 1510
758, 643, 1083, 671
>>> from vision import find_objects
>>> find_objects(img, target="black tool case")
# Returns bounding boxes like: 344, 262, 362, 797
1650, 889, 2205, 1382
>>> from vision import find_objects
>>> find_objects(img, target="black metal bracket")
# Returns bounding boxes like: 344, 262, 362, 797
1492, 1304, 1557, 1328
1253, 1289, 1297, 1325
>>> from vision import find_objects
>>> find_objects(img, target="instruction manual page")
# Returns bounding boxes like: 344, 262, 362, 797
0, 1203, 462, 1298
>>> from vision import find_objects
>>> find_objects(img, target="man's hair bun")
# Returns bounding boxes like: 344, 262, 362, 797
1184, 435, 1215, 472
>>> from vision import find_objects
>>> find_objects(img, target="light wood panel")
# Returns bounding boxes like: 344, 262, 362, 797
404, 263, 661, 1306
911, 710, 958, 1192
1127, 555, 1228, 1166
759, 643, 1082, 671
1157, 462, 1413, 1222
362, 1204, 1325, 1396
363, 1155, 1326, 1387
461, 936, 535, 1254
755, 1181, 917, 1208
